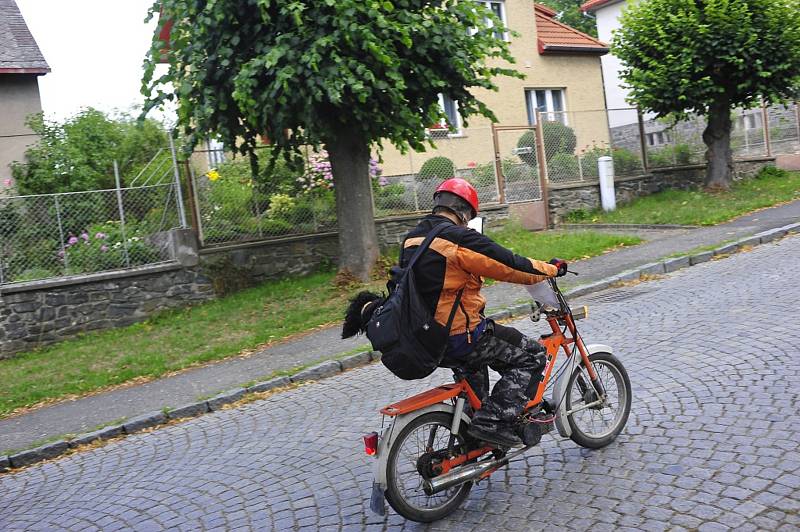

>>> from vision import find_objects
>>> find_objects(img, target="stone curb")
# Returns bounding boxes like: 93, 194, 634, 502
561, 223, 698, 230
4, 222, 798, 472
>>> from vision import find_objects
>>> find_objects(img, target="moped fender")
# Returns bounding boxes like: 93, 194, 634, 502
552, 344, 614, 438
371, 403, 472, 501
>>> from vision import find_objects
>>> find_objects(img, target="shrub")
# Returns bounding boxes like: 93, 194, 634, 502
541, 121, 577, 159
516, 131, 539, 167
417, 156, 455, 181
62, 221, 160, 275
648, 143, 694, 168
547, 153, 580, 180
613, 148, 644, 175
374, 183, 409, 211
579, 146, 610, 179
266, 194, 296, 219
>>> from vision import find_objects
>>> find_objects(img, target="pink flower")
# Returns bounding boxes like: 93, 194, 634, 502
2, 178, 12, 188
95, 232, 107, 239
81, 232, 89, 242
67, 236, 78, 245
100, 245, 109, 252
467, 161, 477, 168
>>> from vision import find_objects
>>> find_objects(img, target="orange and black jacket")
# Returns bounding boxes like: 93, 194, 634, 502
400, 215, 558, 353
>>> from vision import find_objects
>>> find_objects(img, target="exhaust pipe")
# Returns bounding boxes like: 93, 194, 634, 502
423, 457, 508, 495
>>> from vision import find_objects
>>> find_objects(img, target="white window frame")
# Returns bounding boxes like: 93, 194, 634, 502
525, 89, 567, 126
206, 138, 226, 166
428, 94, 463, 137
474, 1, 510, 42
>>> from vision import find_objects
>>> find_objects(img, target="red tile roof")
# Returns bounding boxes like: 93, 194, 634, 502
580, 0, 623, 13
534, 4, 608, 55
0, 0, 49, 74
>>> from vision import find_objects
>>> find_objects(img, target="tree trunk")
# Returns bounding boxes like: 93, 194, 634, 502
703, 100, 734, 189
326, 128, 379, 282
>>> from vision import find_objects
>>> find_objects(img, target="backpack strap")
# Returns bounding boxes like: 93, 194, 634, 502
405, 221, 451, 270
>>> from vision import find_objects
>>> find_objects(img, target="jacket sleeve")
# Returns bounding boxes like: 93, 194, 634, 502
454, 228, 558, 284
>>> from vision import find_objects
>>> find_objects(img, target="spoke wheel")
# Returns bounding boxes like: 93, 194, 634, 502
566, 352, 631, 449
385, 412, 472, 522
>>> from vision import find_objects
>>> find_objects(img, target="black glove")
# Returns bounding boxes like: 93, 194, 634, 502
549, 258, 568, 277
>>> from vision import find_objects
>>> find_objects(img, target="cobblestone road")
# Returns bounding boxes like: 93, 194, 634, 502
2, 236, 800, 531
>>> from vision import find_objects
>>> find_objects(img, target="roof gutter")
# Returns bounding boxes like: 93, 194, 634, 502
538, 41, 609, 55
0, 67, 51, 74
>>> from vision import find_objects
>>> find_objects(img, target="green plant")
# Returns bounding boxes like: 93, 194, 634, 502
547, 153, 579, 179
612, 0, 800, 188
144, 0, 523, 281
62, 221, 161, 274
613, 148, 644, 175
11, 109, 169, 195
648, 143, 695, 168
374, 183, 410, 212
417, 157, 456, 182
516, 122, 578, 167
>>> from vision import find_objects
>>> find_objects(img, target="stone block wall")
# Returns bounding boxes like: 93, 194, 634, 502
0, 266, 214, 358
0, 205, 510, 357
548, 157, 775, 223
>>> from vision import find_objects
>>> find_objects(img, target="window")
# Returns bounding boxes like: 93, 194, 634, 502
525, 89, 566, 125
429, 94, 462, 137
646, 131, 671, 147
206, 138, 225, 166
475, 1, 508, 41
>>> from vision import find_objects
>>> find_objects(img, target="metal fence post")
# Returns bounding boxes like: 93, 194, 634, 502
534, 111, 551, 228
637, 108, 649, 172
54, 194, 69, 274
491, 123, 506, 204
114, 161, 131, 268
761, 101, 772, 157
168, 130, 188, 228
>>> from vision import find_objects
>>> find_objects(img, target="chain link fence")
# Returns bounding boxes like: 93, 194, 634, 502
0, 183, 183, 286
192, 127, 503, 246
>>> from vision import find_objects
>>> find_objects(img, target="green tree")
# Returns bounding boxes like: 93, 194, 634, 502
613, 0, 800, 189
539, 0, 598, 37
12, 109, 169, 194
142, 0, 520, 281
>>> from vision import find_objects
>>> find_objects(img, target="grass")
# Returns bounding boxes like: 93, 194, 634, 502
566, 168, 800, 226
0, 226, 641, 418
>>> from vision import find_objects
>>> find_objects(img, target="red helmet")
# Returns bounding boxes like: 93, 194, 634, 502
434, 178, 479, 218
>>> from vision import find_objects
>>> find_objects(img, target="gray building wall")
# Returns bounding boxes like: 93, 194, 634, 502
0, 74, 43, 195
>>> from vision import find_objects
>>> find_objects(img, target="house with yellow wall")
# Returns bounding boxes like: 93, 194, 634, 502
376, 1, 610, 179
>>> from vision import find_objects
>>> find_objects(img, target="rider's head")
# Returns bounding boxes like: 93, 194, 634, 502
432, 178, 479, 225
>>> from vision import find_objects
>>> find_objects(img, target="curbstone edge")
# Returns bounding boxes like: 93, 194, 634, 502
0, 456, 9, 473
68, 425, 124, 448
638, 262, 666, 276
713, 243, 738, 256
487, 309, 511, 321
339, 352, 372, 371
207, 388, 247, 411
9, 441, 69, 469
663, 256, 691, 273
690, 251, 714, 266
736, 236, 761, 249
290, 360, 342, 383
246, 376, 291, 394
122, 412, 167, 434
167, 402, 210, 420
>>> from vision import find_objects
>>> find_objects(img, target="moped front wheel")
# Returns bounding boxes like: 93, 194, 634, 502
565, 351, 631, 449
385, 412, 472, 522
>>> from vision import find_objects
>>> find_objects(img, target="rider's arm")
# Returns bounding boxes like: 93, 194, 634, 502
455, 228, 558, 284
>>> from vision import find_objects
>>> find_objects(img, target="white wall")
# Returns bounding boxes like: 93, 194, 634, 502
595, 1, 635, 127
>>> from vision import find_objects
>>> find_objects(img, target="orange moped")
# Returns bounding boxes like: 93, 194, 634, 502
363, 277, 632, 522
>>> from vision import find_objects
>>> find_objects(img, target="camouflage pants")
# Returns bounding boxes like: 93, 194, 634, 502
451, 322, 546, 426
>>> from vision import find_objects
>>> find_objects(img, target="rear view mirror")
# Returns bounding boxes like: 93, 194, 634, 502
468, 217, 484, 234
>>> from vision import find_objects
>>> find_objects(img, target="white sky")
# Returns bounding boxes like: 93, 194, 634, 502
15, 0, 172, 123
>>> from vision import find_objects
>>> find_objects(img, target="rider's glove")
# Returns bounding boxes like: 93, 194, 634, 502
549, 258, 568, 277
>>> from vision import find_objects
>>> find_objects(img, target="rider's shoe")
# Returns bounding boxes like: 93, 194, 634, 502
467, 421, 523, 448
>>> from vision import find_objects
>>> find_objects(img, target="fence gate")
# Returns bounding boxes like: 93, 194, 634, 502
491, 125, 549, 230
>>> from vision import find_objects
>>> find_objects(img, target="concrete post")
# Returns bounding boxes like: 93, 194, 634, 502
598, 156, 616, 212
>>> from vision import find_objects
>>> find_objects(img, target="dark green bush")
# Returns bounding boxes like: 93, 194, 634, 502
516, 131, 539, 167
613, 148, 644, 175
648, 143, 695, 168
547, 153, 579, 179
541, 121, 577, 159
417, 156, 456, 181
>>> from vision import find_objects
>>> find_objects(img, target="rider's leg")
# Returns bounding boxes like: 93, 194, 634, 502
466, 323, 546, 444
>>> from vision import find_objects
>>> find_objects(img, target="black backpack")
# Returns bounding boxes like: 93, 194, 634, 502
366, 222, 464, 380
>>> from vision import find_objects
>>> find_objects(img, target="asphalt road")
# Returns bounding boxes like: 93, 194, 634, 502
1, 234, 799, 531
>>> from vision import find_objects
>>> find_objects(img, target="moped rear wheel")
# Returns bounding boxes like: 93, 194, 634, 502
565, 351, 631, 449
385, 412, 472, 522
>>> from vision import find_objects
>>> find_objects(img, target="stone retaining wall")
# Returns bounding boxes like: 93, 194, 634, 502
548, 157, 774, 223
0, 206, 509, 358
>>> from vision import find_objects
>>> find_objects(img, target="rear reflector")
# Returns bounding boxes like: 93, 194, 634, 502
363, 432, 379, 456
